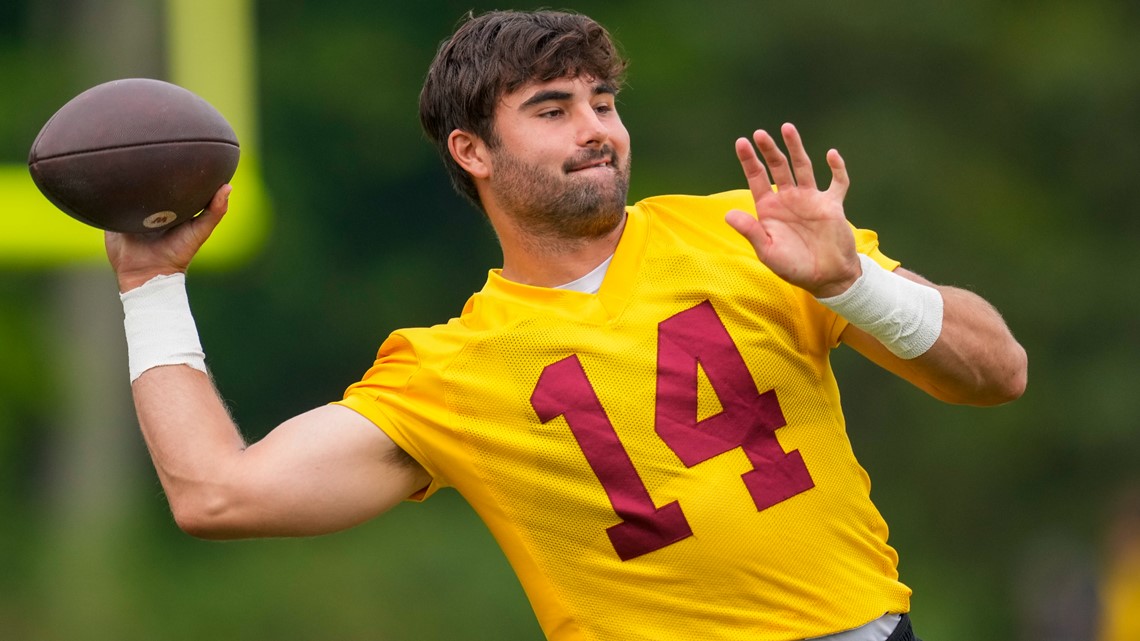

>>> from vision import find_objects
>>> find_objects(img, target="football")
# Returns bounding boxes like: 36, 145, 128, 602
28, 78, 240, 234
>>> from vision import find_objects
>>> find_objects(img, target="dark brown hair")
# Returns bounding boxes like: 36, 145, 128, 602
419, 10, 628, 209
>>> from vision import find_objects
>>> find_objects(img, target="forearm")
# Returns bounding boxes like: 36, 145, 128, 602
839, 272, 1027, 406
118, 269, 250, 533
131, 364, 249, 533
905, 284, 1027, 405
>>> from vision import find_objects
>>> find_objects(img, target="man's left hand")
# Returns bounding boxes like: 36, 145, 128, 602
725, 123, 860, 299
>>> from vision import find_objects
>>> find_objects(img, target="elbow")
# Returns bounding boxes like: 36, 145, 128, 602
969, 343, 1029, 407
167, 487, 244, 540
925, 342, 1028, 407
987, 340, 1028, 404
1003, 346, 1030, 401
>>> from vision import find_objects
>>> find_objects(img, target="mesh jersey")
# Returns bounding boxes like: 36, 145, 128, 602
338, 189, 912, 641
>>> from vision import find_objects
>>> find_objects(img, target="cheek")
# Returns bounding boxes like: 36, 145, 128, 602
610, 123, 631, 154
505, 127, 563, 161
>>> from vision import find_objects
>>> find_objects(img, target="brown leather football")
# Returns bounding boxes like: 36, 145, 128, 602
28, 78, 240, 234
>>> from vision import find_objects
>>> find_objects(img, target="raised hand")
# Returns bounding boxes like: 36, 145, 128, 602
105, 184, 232, 292
724, 123, 860, 299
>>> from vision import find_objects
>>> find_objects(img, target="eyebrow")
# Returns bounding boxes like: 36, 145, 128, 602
518, 83, 618, 110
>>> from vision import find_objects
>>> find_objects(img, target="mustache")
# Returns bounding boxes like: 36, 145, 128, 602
563, 146, 618, 173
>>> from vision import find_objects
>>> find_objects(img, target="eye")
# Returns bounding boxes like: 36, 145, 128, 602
594, 102, 614, 115
538, 108, 564, 119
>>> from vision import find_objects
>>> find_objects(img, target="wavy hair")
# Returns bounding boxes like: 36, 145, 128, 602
419, 10, 628, 209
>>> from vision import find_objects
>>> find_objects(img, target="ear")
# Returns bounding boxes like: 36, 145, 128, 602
447, 129, 491, 180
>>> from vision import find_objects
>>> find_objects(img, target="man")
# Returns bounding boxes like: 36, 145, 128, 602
106, 9, 1027, 641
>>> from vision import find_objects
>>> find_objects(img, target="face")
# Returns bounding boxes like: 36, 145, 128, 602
484, 75, 632, 242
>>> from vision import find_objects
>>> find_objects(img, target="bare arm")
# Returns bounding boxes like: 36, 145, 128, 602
108, 187, 430, 539
726, 124, 1026, 406
839, 268, 1027, 406
133, 366, 429, 538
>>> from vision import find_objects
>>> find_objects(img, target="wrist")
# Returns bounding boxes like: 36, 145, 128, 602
816, 254, 943, 359
117, 269, 185, 294
120, 272, 207, 381
812, 265, 862, 299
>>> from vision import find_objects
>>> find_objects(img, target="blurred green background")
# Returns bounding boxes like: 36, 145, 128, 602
2, 0, 1139, 639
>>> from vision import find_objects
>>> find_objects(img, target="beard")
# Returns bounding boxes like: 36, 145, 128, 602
488, 144, 630, 245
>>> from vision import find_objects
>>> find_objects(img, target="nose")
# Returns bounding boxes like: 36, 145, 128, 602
575, 105, 608, 148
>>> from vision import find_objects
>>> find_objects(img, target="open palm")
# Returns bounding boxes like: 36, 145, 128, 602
725, 124, 860, 299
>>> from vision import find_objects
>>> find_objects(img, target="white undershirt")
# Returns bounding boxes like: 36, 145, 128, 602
554, 255, 902, 641
553, 254, 613, 294
808, 614, 901, 641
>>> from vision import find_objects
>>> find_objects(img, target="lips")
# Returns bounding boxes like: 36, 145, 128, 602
565, 155, 615, 173
560, 147, 615, 172
570, 160, 612, 172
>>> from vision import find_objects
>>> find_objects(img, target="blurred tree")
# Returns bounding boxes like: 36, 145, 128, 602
21, 1, 161, 639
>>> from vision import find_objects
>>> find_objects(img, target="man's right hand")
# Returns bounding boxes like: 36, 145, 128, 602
106, 184, 232, 293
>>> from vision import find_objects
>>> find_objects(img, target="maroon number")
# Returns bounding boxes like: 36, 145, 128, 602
531, 355, 693, 561
655, 300, 814, 511
530, 300, 814, 561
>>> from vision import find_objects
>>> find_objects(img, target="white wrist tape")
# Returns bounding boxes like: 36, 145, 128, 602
817, 254, 943, 360
120, 272, 207, 382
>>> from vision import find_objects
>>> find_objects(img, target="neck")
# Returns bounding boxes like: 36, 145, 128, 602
497, 213, 627, 288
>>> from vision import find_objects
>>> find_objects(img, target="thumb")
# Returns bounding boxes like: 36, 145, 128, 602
183, 184, 232, 246
725, 209, 764, 244
726, 209, 776, 264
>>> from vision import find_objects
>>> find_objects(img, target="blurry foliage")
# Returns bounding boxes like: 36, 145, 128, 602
2, 0, 1139, 639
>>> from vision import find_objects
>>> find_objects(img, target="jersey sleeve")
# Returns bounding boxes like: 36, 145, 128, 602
336, 331, 450, 502
824, 227, 902, 346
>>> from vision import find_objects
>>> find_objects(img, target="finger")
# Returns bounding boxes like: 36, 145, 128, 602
204, 184, 232, 215
781, 123, 816, 189
103, 230, 124, 264
187, 184, 232, 242
725, 209, 773, 262
735, 137, 774, 200
753, 129, 794, 188
825, 149, 849, 199
725, 208, 762, 243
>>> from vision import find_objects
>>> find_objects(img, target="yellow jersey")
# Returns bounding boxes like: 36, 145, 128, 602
339, 189, 912, 641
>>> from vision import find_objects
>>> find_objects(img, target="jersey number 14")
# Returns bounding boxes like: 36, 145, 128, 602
530, 300, 815, 561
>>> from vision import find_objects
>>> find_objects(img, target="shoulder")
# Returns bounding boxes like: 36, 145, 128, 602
628, 189, 755, 221
625, 189, 759, 255
376, 317, 476, 370
630, 189, 899, 269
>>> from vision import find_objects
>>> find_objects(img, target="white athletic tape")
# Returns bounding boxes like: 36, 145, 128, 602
120, 272, 207, 382
817, 254, 943, 360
